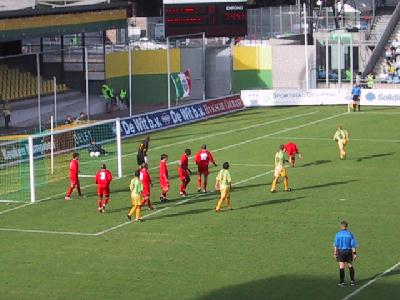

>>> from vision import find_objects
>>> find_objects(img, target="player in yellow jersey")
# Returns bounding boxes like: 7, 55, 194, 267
127, 170, 143, 222
215, 162, 232, 212
270, 145, 291, 193
333, 125, 349, 160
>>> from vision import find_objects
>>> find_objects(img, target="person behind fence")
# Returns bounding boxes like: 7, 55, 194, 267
102, 83, 115, 112
65, 114, 73, 124
89, 140, 107, 157
367, 73, 374, 89
3, 101, 11, 129
119, 88, 128, 106
75, 112, 87, 123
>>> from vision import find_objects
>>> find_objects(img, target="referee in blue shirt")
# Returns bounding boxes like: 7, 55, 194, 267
333, 220, 358, 287
351, 84, 362, 112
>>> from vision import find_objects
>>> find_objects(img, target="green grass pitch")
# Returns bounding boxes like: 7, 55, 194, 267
0, 105, 399, 300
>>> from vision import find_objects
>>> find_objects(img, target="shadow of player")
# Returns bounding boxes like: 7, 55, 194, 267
356, 152, 395, 162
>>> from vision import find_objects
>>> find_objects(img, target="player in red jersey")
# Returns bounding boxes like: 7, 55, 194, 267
140, 163, 153, 210
194, 145, 217, 193
178, 149, 192, 197
65, 152, 83, 200
95, 164, 112, 213
159, 154, 169, 202
284, 142, 302, 167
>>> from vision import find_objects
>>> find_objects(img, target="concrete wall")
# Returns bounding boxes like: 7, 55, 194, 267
205, 46, 232, 98
272, 45, 316, 89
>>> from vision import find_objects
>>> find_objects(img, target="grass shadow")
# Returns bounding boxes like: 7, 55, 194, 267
295, 180, 358, 191
238, 196, 305, 210
356, 152, 395, 162
301, 160, 332, 167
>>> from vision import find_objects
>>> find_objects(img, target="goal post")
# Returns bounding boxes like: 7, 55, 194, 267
0, 119, 123, 203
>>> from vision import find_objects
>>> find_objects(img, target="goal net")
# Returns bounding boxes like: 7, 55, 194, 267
0, 139, 31, 203
0, 119, 122, 203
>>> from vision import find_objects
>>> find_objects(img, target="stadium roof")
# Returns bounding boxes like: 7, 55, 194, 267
0, 0, 115, 12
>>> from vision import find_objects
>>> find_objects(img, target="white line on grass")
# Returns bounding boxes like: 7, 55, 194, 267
341, 261, 400, 300
1, 111, 344, 218
0, 170, 273, 236
230, 163, 274, 167
265, 136, 400, 143
0, 111, 317, 215
0, 227, 96, 236
94, 170, 273, 236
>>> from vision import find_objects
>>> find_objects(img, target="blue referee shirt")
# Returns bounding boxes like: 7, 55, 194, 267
351, 86, 361, 97
334, 229, 358, 250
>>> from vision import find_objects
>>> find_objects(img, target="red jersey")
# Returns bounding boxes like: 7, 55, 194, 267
159, 160, 169, 186
69, 159, 79, 179
95, 169, 112, 187
285, 143, 298, 156
194, 150, 215, 167
140, 168, 151, 187
179, 153, 189, 170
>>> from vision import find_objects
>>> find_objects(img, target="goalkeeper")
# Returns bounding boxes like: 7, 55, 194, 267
88, 140, 107, 157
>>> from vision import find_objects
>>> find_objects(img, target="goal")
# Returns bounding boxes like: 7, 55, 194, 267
0, 119, 122, 203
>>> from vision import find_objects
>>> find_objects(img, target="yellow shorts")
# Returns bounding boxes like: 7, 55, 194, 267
131, 193, 142, 206
219, 186, 231, 200
274, 167, 287, 177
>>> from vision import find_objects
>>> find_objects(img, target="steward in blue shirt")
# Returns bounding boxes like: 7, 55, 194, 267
351, 85, 362, 112
333, 220, 358, 287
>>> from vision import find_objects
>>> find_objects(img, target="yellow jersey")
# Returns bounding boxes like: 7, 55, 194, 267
130, 177, 143, 195
216, 169, 231, 188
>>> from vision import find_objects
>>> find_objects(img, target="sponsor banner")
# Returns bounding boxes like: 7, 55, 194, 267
242, 89, 400, 107
241, 89, 350, 107
120, 95, 244, 137
361, 90, 400, 106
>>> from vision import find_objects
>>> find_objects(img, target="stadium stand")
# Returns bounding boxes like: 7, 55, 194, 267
0, 63, 67, 101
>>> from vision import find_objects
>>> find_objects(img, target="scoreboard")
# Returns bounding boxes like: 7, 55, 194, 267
163, 0, 247, 38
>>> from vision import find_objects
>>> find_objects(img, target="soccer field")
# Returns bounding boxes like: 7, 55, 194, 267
0, 105, 399, 300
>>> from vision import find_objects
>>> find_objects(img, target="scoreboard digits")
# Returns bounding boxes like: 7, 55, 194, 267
164, 0, 247, 38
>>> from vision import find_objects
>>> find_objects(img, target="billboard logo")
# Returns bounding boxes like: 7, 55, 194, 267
161, 113, 172, 125
365, 92, 376, 101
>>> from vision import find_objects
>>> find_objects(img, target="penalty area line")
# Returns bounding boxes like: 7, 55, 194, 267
0, 170, 273, 237
0, 227, 96, 237
0, 110, 338, 217
341, 261, 400, 300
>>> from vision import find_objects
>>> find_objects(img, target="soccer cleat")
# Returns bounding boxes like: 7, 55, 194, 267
197, 188, 202, 193
149, 207, 154, 210
102, 206, 106, 213
270, 190, 276, 193
202, 189, 206, 193
64, 196, 71, 200
127, 214, 132, 221
135, 219, 142, 222
215, 209, 220, 213
350, 281, 355, 286
286, 188, 292, 192
180, 192, 187, 197
337, 283, 345, 287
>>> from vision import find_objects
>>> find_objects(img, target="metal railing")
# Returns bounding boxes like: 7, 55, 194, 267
362, 1, 400, 77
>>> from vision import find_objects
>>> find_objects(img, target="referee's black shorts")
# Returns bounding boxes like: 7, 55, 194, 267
352, 95, 360, 102
337, 249, 354, 263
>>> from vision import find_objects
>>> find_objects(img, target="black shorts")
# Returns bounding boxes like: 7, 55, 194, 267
137, 153, 145, 166
337, 249, 353, 263
352, 95, 360, 102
